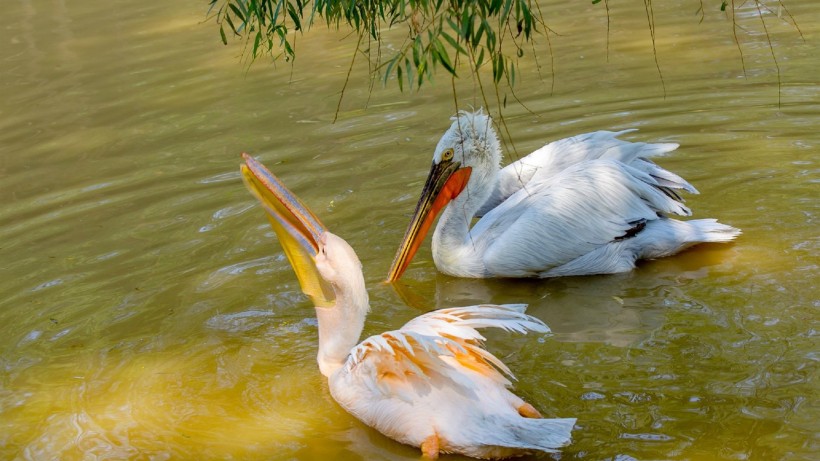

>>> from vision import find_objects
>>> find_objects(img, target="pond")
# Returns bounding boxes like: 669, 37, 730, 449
0, 0, 817, 460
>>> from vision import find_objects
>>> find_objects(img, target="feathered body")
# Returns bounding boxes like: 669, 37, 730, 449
315, 233, 575, 458
240, 155, 575, 459
388, 111, 740, 280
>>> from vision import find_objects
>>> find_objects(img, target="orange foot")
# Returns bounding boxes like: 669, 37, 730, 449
518, 402, 542, 418
421, 433, 440, 459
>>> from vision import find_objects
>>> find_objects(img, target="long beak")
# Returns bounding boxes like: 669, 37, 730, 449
386, 159, 472, 282
240, 153, 335, 307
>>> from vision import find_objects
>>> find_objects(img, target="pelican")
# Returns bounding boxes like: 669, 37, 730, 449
387, 110, 740, 280
240, 153, 576, 459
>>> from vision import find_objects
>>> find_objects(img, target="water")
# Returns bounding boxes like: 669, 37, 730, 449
1, 0, 817, 459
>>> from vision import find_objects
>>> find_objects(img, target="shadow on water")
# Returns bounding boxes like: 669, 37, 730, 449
386, 241, 740, 347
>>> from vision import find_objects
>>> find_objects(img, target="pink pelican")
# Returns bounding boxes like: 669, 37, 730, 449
387, 110, 740, 280
240, 154, 576, 459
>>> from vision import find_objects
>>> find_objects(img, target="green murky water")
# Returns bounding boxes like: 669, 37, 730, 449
1, 1, 817, 459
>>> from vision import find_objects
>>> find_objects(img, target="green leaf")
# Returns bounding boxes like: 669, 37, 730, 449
521, 4, 533, 39
592, 0, 602, 4
412, 34, 422, 67
229, 3, 245, 22
432, 38, 456, 76
720, 1, 727, 11
225, 13, 238, 34
405, 57, 413, 89
501, 0, 513, 23
384, 55, 399, 86
493, 53, 504, 83
485, 22, 496, 51
440, 30, 467, 55
476, 47, 486, 68
445, 17, 460, 36
287, 2, 302, 30
235, 0, 249, 18
272, 0, 283, 25
219, 26, 227, 45
253, 31, 262, 55
473, 20, 486, 48
459, 8, 471, 39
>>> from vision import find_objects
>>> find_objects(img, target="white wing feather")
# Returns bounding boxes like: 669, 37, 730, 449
330, 305, 575, 457
344, 304, 546, 390
468, 159, 693, 276
478, 130, 694, 215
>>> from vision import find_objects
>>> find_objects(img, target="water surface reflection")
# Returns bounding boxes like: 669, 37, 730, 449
0, 0, 817, 459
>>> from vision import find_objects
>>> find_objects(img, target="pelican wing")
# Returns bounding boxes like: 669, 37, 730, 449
344, 304, 548, 400
473, 159, 693, 276
478, 130, 692, 215
401, 304, 549, 340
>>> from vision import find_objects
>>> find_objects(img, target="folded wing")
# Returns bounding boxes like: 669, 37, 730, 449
471, 159, 696, 276
344, 304, 548, 398
478, 130, 693, 215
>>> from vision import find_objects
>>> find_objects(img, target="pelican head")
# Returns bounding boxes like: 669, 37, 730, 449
435, 109, 502, 169
242, 154, 371, 377
315, 232, 368, 310
240, 153, 336, 307
387, 110, 502, 282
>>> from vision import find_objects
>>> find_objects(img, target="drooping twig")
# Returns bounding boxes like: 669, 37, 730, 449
754, 0, 782, 107
604, 0, 611, 62
771, 0, 804, 40
334, 31, 365, 123
731, 0, 748, 77
642, 0, 666, 98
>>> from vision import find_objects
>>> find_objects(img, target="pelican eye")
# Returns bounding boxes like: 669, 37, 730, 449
441, 148, 454, 161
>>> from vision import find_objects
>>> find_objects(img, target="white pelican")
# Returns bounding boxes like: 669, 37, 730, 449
240, 154, 576, 459
387, 110, 740, 280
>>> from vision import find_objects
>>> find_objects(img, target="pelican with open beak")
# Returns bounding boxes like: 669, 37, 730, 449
387, 110, 740, 281
240, 153, 576, 459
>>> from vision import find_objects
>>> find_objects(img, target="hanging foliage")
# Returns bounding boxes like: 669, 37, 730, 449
207, 0, 803, 112
208, 0, 545, 91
